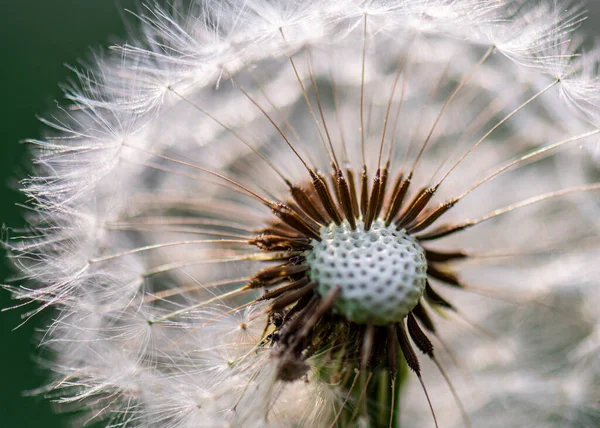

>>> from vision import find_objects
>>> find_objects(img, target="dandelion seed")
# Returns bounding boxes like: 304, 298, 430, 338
5, 1, 600, 427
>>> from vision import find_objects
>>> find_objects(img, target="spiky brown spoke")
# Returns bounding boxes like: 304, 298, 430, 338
407, 199, 457, 233
427, 263, 462, 287
238, 162, 473, 386
424, 281, 456, 310
270, 203, 322, 240
364, 168, 384, 231
407, 312, 435, 358
411, 302, 437, 333
396, 185, 439, 229
257, 278, 311, 302
290, 184, 329, 225
345, 168, 360, 218
416, 221, 475, 241
334, 168, 357, 229
360, 166, 370, 217
424, 248, 469, 263
311, 170, 343, 225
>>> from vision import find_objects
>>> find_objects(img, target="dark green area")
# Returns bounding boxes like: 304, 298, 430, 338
0, 1, 135, 426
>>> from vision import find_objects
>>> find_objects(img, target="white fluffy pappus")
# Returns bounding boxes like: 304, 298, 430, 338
5, 0, 600, 427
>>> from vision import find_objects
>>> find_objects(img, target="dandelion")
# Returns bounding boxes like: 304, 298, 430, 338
6, 0, 600, 427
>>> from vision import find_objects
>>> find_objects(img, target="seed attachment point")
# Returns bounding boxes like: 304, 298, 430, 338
306, 220, 427, 325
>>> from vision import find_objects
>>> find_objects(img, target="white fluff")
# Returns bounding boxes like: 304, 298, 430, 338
6, 1, 600, 427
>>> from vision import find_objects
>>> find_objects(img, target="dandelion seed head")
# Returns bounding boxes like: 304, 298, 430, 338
6, 0, 600, 426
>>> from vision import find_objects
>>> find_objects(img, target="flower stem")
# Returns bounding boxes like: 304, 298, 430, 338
330, 359, 408, 427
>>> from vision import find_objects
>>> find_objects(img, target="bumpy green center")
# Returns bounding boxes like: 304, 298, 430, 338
306, 220, 427, 325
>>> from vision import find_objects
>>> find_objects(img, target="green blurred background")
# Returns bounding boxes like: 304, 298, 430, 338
2, 1, 600, 427
0, 1, 135, 426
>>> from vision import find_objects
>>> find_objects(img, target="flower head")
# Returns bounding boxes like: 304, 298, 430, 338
6, 0, 600, 427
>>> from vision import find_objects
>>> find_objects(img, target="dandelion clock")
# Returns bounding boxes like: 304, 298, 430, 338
5, 1, 600, 427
